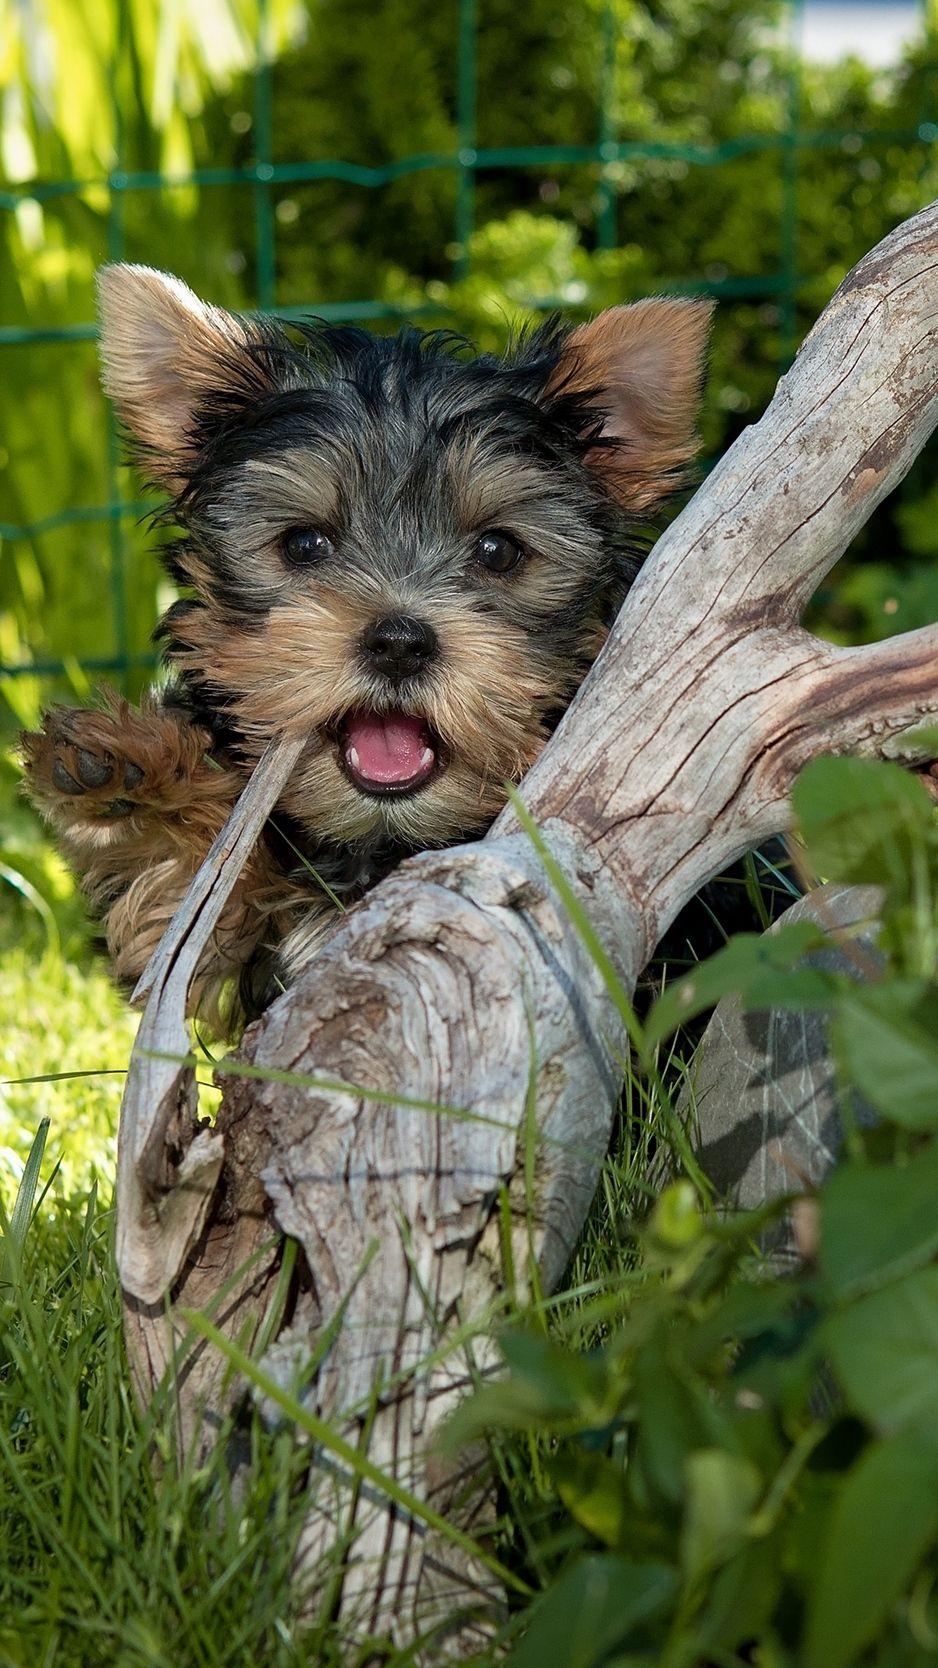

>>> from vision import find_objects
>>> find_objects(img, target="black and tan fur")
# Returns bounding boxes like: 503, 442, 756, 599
23, 266, 711, 1036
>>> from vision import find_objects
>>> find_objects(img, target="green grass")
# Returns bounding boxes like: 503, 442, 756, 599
0, 946, 136, 1205
0, 855, 675, 1666
4, 758, 935, 1667
0, 779, 762, 1667
0, 914, 318, 1664
0, 1051, 648, 1668
0, 843, 349, 1662
0, 745, 137, 1202
0, 1184, 329, 1668
0, 1153, 673, 1668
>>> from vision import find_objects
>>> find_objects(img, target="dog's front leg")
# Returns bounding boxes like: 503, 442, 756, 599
21, 696, 284, 1032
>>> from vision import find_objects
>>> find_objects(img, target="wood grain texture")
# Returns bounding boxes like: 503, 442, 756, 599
117, 202, 938, 1652
690, 882, 884, 1258
117, 735, 305, 1429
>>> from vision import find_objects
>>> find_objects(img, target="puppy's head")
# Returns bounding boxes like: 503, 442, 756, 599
98, 266, 710, 852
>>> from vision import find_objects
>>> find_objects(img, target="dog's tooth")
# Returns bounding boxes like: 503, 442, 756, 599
348, 746, 360, 770
420, 747, 434, 769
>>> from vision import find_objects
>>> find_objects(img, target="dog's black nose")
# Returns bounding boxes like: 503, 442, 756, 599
360, 614, 439, 681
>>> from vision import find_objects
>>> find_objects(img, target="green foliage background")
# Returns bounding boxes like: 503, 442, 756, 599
1, 0, 937, 749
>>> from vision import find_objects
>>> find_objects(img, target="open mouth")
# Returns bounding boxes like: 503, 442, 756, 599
337, 710, 440, 797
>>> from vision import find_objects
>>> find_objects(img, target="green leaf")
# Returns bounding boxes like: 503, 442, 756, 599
444, 1331, 613, 1446
804, 1429, 938, 1668
552, 1449, 630, 1550
498, 1330, 613, 1420
505, 1556, 677, 1668
646, 1180, 703, 1251
687, 1279, 799, 1372
824, 1267, 938, 1433
680, 1448, 762, 1589
695, 1531, 784, 1655
632, 1330, 731, 1506
883, 723, 938, 762
831, 984, 938, 1128
499, 1330, 605, 1397
793, 756, 936, 900
821, 1138, 938, 1297
644, 922, 830, 1049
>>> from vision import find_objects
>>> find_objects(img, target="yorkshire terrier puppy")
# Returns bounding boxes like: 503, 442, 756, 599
24, 266, 710, 1036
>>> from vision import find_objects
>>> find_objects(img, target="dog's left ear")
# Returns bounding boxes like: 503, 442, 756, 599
546, 298, 713, 512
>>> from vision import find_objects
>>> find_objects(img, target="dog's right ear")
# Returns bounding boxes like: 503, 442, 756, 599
543, 298, 713, 512
96, 265, 274, 487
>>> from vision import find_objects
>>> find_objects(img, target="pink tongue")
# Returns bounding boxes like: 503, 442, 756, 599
344, 712, 434, 786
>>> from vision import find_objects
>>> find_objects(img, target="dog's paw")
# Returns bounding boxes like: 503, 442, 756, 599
21, 699, 216, 830
22, 707, 159, 820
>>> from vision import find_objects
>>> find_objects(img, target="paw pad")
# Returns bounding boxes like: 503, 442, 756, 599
50, 759, 84, 795
50, 745, 118, 796
24, 702, 216, 828
34, 721, 152, 818
76, 748, 114, 789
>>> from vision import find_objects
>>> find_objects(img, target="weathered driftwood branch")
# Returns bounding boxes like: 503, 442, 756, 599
119, 735, 305, 1435
117, 202, 938, 1651
119, 734, 305, 1306
690, 880, 885, 1255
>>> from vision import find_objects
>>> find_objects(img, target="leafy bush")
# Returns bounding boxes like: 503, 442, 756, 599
2, 0, 937, 744
445, 751, 938, 1667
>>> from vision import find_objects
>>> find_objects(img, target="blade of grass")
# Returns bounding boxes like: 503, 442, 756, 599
267, 817, 348, 913
0, 861, 61, 954
141, 1047, 610, 1169
5, 1115, 50, 1262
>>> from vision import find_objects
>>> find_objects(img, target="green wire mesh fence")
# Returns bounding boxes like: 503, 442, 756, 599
0, 0, 934, 691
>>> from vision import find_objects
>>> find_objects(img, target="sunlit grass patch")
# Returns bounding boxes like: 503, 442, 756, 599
0, 946, 136, 1202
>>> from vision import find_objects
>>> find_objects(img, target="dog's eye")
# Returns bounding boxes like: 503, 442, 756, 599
280, 526, 335, 567
473, 530, 525, 575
